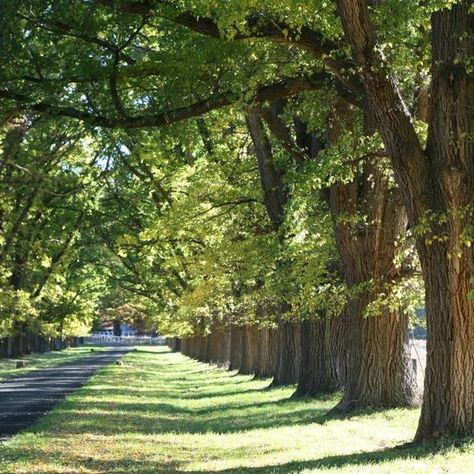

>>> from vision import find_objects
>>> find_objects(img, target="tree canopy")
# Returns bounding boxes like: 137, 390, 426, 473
0, 0, 472, 442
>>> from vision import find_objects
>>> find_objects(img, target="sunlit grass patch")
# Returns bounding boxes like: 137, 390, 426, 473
1, 346, 474, 473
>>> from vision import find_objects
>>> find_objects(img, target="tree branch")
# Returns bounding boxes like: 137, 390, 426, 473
192, 197, 260, 218
18, 12, 137, 65
93, 0, 363, 96
335, 0, 428, 224
0, 74, 327, 129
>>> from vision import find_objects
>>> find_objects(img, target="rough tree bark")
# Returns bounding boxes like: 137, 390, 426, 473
415, 2, 474, 439
272, 322, 301, 385
216, 330, 231, 367
229, 326, 243, 371
255, 327, 278, 378
198, 335, 210, 363
328, 104, 418, 410
295, 319, 337, 396
336, 0, 474, 437
207, 330, 220, 364
239, 325, 259, 375
327, 312, 350, 388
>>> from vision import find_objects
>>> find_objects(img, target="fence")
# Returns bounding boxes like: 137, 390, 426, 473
86, 334, 166, 345
410, 338, 426, 387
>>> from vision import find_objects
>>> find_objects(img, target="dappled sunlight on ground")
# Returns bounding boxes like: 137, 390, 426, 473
1, 346, 473, 473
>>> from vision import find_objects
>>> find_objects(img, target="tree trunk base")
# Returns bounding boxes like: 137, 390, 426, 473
329, 390, 420, 415
291, 388, 336, 400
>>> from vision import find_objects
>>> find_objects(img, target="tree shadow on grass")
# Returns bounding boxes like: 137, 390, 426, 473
44, 396, 333, 435
56, 352, 345, 436
192, 438, 473, 473
4, 437, 470, 474
3, 347, 437, 473
59, 395, 395, 436
132, 348, 165, 354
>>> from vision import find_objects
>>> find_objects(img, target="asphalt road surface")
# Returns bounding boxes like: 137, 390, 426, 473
0, 347, 130, 440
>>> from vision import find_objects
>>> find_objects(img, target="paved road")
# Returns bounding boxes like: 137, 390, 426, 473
0, 347, 130, 440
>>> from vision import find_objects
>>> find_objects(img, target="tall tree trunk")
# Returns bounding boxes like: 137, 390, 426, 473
239, 325, 259, 375
181, 337, 190, 356
327, 312, 349, 388
336, 0, 473, 437
207, 331, 220, 364
328, 104, 418, 410
255, 328, 276, 378
217, 330, 230, 367
199, 335, 209, 363
295, 319, 337, 396
272, 322, 301, 385
229, 326, 243, 371
255, 327, 278, 378
330, 176, 418, 410
414, 2, 474, 440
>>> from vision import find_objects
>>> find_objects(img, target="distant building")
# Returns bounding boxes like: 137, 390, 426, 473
120, 324, 138, 336
412, 307, 427, 339
93, 323, 138, 337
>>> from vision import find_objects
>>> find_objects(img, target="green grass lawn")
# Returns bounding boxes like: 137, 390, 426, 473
1, 346, 473, 473
0, 344, 110, 382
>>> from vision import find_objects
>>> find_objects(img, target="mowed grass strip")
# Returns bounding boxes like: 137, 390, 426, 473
1, 346, 474, 473
0, 345, 111, 382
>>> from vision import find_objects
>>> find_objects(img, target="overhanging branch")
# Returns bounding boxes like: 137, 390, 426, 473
0, 74, 328, 129
93, 0, 362, 95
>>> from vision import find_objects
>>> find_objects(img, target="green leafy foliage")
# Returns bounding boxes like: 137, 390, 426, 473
0, 0, 436, 343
